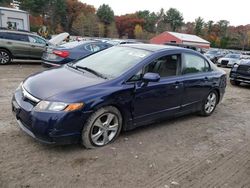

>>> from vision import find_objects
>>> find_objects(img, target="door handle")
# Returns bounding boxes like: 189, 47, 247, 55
204, 77, 209, 81
31, 45, 36, 47
174, 81, 183, 89
7, 42, 12, 45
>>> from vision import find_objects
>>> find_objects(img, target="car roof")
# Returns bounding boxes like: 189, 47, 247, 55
0, 29, 39, 36
121, 43, 184, 52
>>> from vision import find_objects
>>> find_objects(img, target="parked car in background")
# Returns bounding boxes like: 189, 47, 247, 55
0, 29, 47, 64
230, 59, 250, 85
204, 50, 224, 63
41, 40, 113, 67
217, 54, 241, 67
106, 39, 141, 45
12, 44, 226, 148
0, 29, 70, 65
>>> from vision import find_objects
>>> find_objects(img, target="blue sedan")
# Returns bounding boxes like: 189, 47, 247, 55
41, 40, 113, 67
12, 44, 227, 148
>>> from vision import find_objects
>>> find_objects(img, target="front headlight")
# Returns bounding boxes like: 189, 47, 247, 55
34, 101, 84, 112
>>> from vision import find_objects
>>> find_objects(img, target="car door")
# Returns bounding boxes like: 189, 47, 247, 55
132, 53, 184, 125
4, 33, 30, 58
28, 35, 47, 58
180, 53, 214, 113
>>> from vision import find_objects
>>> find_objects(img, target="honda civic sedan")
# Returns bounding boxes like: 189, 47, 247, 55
12, 44, 227, 148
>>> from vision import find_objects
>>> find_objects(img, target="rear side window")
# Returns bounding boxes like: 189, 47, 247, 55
85, 43, 101, 52
98, 43, 110, 49
182, 53, 210, 74
0, 32, 5, 39
0, 32, 29, 42
28, 35, 46, 44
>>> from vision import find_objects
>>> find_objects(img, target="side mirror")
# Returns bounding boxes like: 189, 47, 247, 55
142, 72, 160, 83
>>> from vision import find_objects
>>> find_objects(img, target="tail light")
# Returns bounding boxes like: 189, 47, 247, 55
53, 50, 69, 58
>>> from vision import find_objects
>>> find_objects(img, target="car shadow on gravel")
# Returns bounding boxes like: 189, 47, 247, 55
31, 113, 199, 152
121, 113, 198, 138
6, 61, 42, 66
235, 84, 250, 89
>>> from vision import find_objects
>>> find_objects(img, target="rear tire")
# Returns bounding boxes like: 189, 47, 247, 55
82, 106, 122, 149
0, 49, 11, 65
199, 91, 218, 116
230, 80, 241, 86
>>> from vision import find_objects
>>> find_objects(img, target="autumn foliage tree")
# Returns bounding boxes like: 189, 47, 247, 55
115, 14, 144, 38
66, 0, 95, 34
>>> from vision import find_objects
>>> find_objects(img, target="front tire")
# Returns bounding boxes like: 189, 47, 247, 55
82, 106, 122, 149
200, 91, 218, 116
0, 49, 11, 65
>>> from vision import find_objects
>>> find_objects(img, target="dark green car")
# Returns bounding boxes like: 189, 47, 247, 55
0, 29, 47, 64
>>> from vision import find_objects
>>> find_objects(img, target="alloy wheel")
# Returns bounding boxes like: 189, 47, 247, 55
0, 51, 10, 64
90, 113, 119, 146
204, 92, 217, 114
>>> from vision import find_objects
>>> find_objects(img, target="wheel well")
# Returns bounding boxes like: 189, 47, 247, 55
213, 88, 220, 104
0, 48, 13, 58
93, 104, 125, 129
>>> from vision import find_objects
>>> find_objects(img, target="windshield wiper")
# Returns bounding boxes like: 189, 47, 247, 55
75, 65, 107, 79
67, 63, 78, 69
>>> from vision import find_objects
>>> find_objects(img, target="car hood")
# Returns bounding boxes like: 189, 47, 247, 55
220, 58, 238, 61
23, 66, 105, 100
205, 54, 215, 58
239, 60, 250, 66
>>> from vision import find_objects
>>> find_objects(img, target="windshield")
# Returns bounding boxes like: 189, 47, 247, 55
225, 54, 240, 59
74, 46, 151, 79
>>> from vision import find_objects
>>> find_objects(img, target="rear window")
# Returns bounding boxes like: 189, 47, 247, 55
60, 41, 85, 48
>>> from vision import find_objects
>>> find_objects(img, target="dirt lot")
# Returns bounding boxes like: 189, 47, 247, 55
0, 63, 249, 188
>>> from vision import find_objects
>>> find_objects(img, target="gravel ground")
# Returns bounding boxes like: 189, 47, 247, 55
0, 63, 249, 188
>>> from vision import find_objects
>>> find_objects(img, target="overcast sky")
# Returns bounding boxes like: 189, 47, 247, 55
81, 0, 249, 26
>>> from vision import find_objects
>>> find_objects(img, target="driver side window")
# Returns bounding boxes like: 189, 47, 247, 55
145, 54, 180, 77
128, 54, 181, 82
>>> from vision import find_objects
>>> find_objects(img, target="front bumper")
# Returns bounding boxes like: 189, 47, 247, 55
230, 72, 250, 84
218, 62, 233, 68
12, 89, 92, 145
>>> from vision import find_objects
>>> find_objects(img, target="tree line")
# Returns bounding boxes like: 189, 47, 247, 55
1, 0, 250, 50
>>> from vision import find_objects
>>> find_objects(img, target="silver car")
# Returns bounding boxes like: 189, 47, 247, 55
217, 54, 241, 68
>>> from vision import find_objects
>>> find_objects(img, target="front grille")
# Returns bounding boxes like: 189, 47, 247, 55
21, 86, 40, 106
20, 118, 32, 130
238, 65, 250, 75
238, 65, 250, 71
23, 97, 38, 106
221, 60, 229, 65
